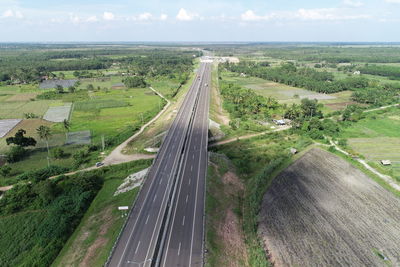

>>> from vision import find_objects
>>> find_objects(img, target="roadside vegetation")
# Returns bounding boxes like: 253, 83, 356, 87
52, 159, 152, 267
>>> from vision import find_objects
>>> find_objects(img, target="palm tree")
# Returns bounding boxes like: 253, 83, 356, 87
63, 119, 70, 141
37, 125, 52, 167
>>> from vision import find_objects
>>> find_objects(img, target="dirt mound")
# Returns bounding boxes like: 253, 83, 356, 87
258, 148, 400, 266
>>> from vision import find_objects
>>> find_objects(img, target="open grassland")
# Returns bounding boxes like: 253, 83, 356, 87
70, 88, 160, 144
258, 148, 400, 267
52, 160, 152, 267
147, 77, 182, 99
220, 70, 351, 112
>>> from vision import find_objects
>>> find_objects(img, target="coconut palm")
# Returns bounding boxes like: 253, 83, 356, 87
36, 125, 52, 167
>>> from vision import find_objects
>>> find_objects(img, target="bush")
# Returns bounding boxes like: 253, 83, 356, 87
0, 166, 12, 177
52, 148, 67, 159
6, 146, 27, 163
16, 165, 69, 182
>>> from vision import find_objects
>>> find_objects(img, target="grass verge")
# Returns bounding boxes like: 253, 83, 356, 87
52, 159, 152, 267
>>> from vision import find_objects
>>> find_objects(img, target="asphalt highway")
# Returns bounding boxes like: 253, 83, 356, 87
107, 62, 210, 267
159, 63, 210, 267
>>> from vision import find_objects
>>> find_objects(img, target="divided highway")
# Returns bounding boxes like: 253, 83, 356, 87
107, 62, 211, 267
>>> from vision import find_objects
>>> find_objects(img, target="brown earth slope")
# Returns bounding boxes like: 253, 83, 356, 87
258, 148, 400, 267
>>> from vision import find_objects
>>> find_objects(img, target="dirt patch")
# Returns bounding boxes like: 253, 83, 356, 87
5, 93, 38, 102
324, 101, 359, 110
222, 171, 244, 193
258, 148, 400, 266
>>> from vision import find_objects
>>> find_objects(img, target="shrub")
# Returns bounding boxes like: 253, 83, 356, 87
16, 165, 69, 182
6, 146, 27, 163
52, 148, 66, 159
0, 166, 12, 177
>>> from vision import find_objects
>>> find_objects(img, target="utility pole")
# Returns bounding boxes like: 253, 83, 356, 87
101, 134, 105, 151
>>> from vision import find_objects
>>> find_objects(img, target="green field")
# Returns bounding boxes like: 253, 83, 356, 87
340, 108, 400, 180
220, 70, 352, 112
69, 88, 161, 144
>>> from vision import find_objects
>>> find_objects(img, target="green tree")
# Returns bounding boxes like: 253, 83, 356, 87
86, 84, 94, 91
62, 119, 70, 140
123, 76, 147, 88
36, 125, 52, 167
55, 84, 64, 94
6, 129, 37, 147
68, 86, 76, 93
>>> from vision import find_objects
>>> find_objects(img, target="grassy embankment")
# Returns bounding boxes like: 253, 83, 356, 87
52, 159, 152, 267
124, 59, 199, 154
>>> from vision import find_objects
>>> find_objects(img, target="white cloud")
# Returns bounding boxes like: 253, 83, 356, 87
240, 10, 269, 21
176, 8, 198, 21
69, 14, 80, 24
136, 12, 152, 21
343, 0, 364, 7
160, 14, 168, 21
2, 9, 23, 19
103, 11, 115, 21
86, 16, 98, 22
295, 8, 371, 20
241, 8, 372, 22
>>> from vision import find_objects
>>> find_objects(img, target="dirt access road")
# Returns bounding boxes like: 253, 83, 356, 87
258, 148, 400, 266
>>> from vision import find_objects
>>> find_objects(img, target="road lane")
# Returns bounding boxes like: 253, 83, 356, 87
107, 63, 208, 267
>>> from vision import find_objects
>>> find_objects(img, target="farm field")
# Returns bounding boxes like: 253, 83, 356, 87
258, 148, 400, 267
220, 70, 352, 111
340, 108, 400, 180
69, 88, 160, 144
0, 99, 63, 119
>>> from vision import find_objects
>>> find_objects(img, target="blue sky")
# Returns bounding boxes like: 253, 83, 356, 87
1, 0, 400, 42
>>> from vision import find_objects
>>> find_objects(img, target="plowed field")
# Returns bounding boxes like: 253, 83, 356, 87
258, 148, 400, 266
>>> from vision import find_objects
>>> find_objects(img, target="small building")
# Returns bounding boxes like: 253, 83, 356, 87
381, 160, 392, 166
353, 71, 361, 75
240, 73, 246, 77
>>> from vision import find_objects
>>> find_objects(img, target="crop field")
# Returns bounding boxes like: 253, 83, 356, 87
70, 88, 160, 143
0, 119, 21, 138
258, 148, 400, 267
77, 76, 124, 90
5, 93, 38, 102
74, 99, 129, 111
43, 103, 72, 122
66, 130, 91, 145
0, 100, 63, 119
339, 109, 400, 180
39, 79, 77, 89
220, 71, 351, 111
